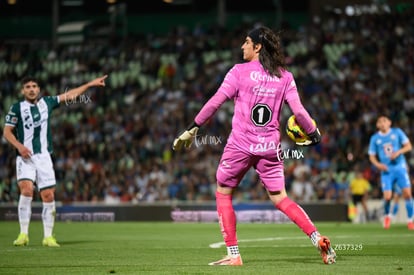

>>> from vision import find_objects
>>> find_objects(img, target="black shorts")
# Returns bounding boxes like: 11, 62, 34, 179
352, 194, 365, 204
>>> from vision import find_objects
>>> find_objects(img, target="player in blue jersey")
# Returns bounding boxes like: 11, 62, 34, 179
368, 115, 414, 230
3, 75, 108, 247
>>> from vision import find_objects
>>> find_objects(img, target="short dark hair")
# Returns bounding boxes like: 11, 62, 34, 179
21, 76, 39, 86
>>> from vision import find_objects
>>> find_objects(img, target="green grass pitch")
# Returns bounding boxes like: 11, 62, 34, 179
0, 221, 413, 274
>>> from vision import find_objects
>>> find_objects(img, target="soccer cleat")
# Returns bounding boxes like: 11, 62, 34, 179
317, 236, 336, 264
13, 233, 29, 246
42, 236, 60, 247
408, 222, 414, 230
383, 216, 391, 229
208, 255, 243, 266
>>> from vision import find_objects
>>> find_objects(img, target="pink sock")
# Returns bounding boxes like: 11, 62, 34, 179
216, 191, 238, 246
276, 196, 317, 236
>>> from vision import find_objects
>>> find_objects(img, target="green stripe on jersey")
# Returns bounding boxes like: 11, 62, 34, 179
30, 105, 41, 154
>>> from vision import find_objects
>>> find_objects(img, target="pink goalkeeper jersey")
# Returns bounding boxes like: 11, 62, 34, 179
194, 60, 316, 155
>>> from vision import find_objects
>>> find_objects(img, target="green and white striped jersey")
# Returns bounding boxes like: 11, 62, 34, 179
5, 96, 60, 155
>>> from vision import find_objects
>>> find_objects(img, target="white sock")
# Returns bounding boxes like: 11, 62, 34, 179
227, 245, 240, 257
18, 195, 32, 234
42, 201, 56, 238
310, 231, 321, 247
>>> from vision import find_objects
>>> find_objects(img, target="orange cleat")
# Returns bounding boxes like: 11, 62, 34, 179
383, 216, 391, 229
318, 236, 336, 264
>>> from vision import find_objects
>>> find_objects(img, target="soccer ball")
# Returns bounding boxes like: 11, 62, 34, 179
285, 115, 315, 143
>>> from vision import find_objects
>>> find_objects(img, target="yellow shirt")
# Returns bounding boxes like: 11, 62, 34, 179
349, 178, 370, 195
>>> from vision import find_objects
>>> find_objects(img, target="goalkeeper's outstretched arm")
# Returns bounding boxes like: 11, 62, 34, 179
172, 92, 228, 151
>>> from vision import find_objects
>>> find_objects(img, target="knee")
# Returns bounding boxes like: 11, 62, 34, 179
216, 183, 233, 195
383, 193, 392, 201
18, 181, 34, 197
40, 188, 55, 202
402, 188, 412, 199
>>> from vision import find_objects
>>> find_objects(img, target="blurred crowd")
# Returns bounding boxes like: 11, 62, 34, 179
1, 6, 414, 205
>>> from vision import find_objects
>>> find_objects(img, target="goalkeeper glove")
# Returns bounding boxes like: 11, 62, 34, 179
172, 123, 199, 151
296, 128, 321, 146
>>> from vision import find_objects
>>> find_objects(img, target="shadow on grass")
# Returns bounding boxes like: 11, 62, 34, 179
57, 239, 103, 245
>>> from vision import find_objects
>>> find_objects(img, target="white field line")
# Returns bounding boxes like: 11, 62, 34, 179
208, 234, 413, 248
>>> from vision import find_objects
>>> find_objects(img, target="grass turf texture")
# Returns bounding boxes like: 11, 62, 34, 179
0, 221, 413, 274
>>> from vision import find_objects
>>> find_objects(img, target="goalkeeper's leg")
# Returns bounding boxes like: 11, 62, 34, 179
270, 189, 336, 264
208, 188, 243, 266
209, 148, 252, 265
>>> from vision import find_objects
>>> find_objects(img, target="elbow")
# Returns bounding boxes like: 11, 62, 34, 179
3, 127, 8, 137
2, 131, 9, 143
3, 126, 13, 141
368, 155, 375, 164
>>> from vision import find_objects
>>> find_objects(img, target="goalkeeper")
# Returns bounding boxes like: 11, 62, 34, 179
173, 26, 335, 265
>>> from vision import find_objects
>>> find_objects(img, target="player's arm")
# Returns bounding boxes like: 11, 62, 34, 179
390, 129, 412, 160
368, 154, 388, 171
284, 75, 320, 146
286, 98, 320, 146
172, 67, 236, 152
391, 141, 412, 160
3, 125, 32, 158
172, 92, 228, 151
58, 75, 108, 103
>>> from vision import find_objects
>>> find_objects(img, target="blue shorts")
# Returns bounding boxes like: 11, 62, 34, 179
381, 165, 410, 193
393, 183, 402, 195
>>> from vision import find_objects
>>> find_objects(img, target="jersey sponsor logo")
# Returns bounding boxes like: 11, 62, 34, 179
250, 135, 276, 153
249, 141, 277, 153
250, 71, 280, 83
24, 122, 33, 130
23, 113, 32, 129
252, 85, 277, 97
248, 140, 305, 160
33, 117, 47, 127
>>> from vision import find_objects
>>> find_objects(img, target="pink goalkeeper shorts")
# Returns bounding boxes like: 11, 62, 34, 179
216, 142, 285, 192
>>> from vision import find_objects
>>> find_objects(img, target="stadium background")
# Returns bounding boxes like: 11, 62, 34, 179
0, 0, 413, 223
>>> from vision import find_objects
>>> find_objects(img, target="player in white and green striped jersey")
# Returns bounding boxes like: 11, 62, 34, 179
3, 74, 108, 247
